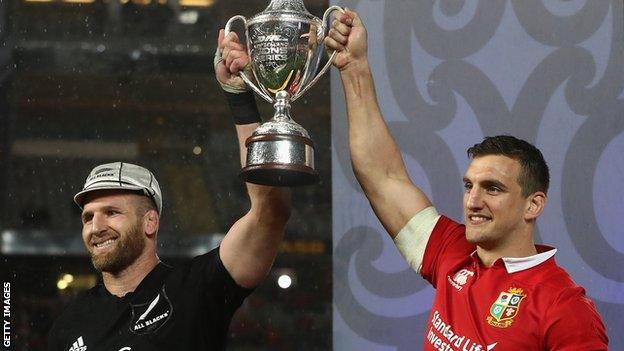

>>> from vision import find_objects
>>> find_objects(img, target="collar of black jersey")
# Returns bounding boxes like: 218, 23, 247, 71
96, 262, 173, 304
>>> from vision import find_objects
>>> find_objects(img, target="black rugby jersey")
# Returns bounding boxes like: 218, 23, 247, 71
47, 248, 252, 351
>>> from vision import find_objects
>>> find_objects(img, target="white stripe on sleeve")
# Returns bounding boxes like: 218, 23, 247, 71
393, 206, 441, 274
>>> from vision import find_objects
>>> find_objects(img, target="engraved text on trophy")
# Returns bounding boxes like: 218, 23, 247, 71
249, 22, 311, 96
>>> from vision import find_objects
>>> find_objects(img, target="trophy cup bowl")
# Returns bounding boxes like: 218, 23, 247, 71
225, 0, 343, 186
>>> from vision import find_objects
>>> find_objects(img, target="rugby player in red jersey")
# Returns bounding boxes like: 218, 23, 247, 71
325, 9, 608, 351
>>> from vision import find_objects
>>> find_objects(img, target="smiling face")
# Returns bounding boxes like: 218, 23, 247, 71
463, 155, 531, 248
81, 190, 148, 274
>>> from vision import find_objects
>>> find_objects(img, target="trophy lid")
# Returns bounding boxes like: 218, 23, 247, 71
249, 0, 317, 23
264, 0, 310, 14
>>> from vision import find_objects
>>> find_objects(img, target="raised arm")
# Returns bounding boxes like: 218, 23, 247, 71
215, 30, 291, 288
325, 11, 432, 237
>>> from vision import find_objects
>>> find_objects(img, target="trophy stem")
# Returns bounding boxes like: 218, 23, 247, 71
240, 89, 318, 186
272, 90, 295, 123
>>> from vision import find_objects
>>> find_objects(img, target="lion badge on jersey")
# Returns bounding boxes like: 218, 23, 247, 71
487, 287, 526, 328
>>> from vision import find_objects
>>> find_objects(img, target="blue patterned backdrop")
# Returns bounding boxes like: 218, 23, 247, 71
331, 0, 624, 349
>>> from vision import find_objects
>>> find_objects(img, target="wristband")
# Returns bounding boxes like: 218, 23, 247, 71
224, 91, 262, 125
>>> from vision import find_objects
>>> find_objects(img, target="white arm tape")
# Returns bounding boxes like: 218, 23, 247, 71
393, 206, 441, 274
214, 47, 250, 94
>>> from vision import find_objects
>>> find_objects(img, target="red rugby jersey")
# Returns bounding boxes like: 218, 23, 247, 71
420, 216, 608, 351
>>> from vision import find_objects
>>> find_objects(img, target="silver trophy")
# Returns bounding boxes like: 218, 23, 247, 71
225, 0, 343, 186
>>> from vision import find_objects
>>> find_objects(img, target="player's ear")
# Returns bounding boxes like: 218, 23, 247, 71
525, 191, 546, 221
144, 210, 159, 237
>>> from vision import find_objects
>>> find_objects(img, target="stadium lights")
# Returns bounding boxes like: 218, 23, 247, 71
56, 274, 74, 290
277, 275, 292, 289
22, 0, 215, 6
179, 0, 214, 7
62, 274, 74, 283
275, 268, 296, 290
62, 0, 96, 3
56, 274, 97, 291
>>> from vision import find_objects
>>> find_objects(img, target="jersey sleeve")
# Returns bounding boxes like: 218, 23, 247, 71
543, 287, 609, 350
419, 215, 475, 287
192, 247, 254, 316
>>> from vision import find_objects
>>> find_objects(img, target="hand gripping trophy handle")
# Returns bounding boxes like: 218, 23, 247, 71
224, 15, 275, 104
291, 5, 344, 102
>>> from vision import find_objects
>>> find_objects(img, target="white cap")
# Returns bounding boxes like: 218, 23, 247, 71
74, 162, 162, 214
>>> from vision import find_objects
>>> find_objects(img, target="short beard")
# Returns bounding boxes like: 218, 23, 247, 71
466, 229, 499, 251
91, 221, 146, 274
466, 228, 489, 245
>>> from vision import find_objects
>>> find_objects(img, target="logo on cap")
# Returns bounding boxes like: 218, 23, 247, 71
94, 167, 114, 174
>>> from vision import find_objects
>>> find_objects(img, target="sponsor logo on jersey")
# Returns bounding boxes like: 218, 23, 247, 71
487, 287, 526, 328
129, 286, 172, 335
68, 336, 87, 351
427, 310, 498, 350
447, 269, 474, 291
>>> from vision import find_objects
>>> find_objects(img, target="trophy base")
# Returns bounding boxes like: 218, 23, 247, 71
241, 132, 318, 187
240, 164, 318, 187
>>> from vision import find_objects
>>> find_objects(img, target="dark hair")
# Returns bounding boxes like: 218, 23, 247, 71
132, 192, 158, 216
467, 135, 550, 197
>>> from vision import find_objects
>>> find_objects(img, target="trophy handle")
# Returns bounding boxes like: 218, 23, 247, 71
224, 15, 274, 104
291, 5, 345, 102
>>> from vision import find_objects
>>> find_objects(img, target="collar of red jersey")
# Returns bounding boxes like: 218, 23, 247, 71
470, 245, 557, 273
